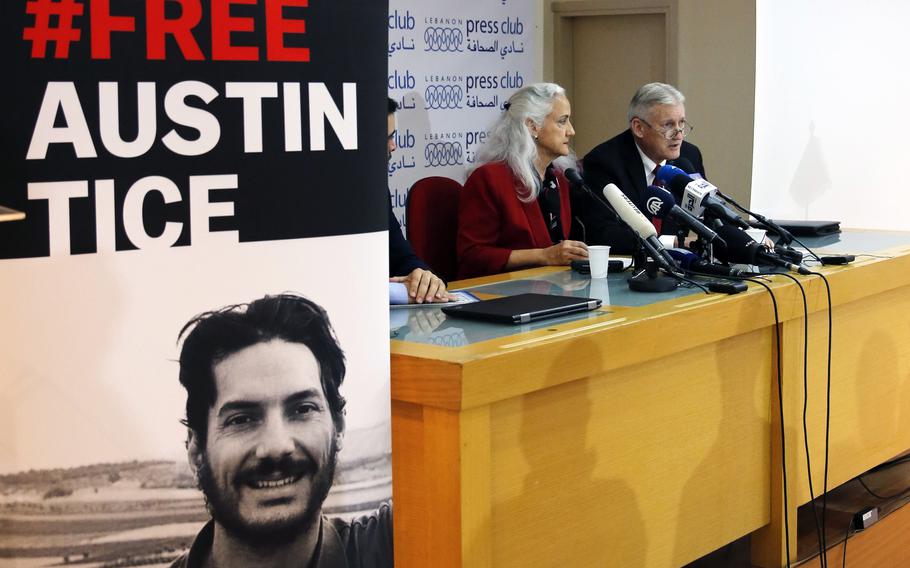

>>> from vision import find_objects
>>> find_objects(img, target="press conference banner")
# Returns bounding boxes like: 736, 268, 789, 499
0, 2, 391, 565
386, 0, 537, 232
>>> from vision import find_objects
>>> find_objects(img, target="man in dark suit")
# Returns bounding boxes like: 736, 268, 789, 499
573, 82, 706, 253
387, 97, 450, 303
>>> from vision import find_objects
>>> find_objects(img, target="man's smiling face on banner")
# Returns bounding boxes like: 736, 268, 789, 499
190, 339, 342, 543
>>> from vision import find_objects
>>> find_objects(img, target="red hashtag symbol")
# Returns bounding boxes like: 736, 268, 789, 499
23, 0, 84, 59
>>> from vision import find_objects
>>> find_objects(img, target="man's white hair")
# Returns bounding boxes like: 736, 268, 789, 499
628, 82, 685, 122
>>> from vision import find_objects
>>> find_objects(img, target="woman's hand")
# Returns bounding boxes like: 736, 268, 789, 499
543, 240, 589, 266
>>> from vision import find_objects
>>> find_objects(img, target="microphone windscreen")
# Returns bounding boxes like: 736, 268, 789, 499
602, 183, 657, 238
713, 223, 757, 265
564, 168, 584, 187
667, 175, 692, 197
643, 185, 675, 218
656, 164, 688, 185
666, 247, 699, 268
672, 157, 697, 174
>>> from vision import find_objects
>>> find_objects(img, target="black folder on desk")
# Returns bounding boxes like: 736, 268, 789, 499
750, 219, 841, 236
442, 293, 602, 324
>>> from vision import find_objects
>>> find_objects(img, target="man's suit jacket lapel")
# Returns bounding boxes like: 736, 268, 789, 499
620, 131, 647, 205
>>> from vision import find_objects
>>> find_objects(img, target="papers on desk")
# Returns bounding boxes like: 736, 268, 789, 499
611, 256, 633, 271
390, 285, 479, 308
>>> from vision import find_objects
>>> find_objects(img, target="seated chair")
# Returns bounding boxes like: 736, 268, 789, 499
405, 176, 462, 283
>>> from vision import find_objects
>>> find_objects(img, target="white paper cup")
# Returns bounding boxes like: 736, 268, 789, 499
588, 245, 611, 278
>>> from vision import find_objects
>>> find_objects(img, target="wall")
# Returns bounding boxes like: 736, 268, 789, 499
387, 0, 539, 235
751, 0, 910, 230
676, 0, 755, 206
542, 0, 756, 206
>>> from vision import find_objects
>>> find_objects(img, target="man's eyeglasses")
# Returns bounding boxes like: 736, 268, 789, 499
635, 117, 694, 140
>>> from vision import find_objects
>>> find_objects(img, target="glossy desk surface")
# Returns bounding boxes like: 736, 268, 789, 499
390, 229, 910, 353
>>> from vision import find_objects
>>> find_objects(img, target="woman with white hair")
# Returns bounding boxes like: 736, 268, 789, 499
456, 83, 588, 279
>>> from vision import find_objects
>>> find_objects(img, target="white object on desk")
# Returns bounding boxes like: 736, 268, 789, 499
390, 285, 479, 308
589, 245, 611, 278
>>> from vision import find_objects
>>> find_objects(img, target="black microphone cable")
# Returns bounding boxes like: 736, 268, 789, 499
738, 275, 792, 568
626, 255, 710, 293
841, 516, 856, 568
847, 455, 910, 567
671, 272, 711, 294
713, 190, 826, 265
564, 168, 640, 255
746, 265, 835, 566
679, 262, 751, 294
677, 265, 803, 567
776, 272, 827, 567
803, 269, 834, 565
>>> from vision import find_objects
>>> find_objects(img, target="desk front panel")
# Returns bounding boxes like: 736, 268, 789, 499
796, 282, 910, 505
487, 328, 773, 567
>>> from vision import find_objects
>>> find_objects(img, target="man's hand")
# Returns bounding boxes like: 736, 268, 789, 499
390, 268, 451, 304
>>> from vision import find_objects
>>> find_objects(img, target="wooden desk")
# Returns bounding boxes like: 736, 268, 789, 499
390, 232, 910, 567
754, 234, 910, 566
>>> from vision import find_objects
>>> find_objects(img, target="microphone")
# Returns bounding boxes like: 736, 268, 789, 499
656, 165, 751, 230
714, 223, 811, 275
666, 244, 746, 278
671, 157, 701, 178
643, 184, 726, 250
746, 209, 797, 247
663, 162, 801, 253
668, 164, 807, 260
601, 183, 678, 273
689, 259, 748, 278
564, 168, 623, 224
565, 168, 597, 199
565, 168, 642, 250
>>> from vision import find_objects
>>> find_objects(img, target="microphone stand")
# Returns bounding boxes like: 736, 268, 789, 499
571, 180, 679, 293
714, 190, 813, 265
628, 240, 679, 292
685, 220, 753, 276
744, 209, 806, 263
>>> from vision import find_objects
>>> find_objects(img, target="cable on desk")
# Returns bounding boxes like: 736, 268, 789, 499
675, 273, 711, 294
742, 275, 792, 568
806, 270, 833, 565
777, 272, 827, 567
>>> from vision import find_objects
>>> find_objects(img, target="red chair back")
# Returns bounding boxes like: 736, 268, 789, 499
406, 176, 462, 282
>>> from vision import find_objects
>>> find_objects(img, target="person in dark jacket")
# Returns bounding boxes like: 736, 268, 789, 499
387, 97, 450, 302
574, 82, 706, 253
